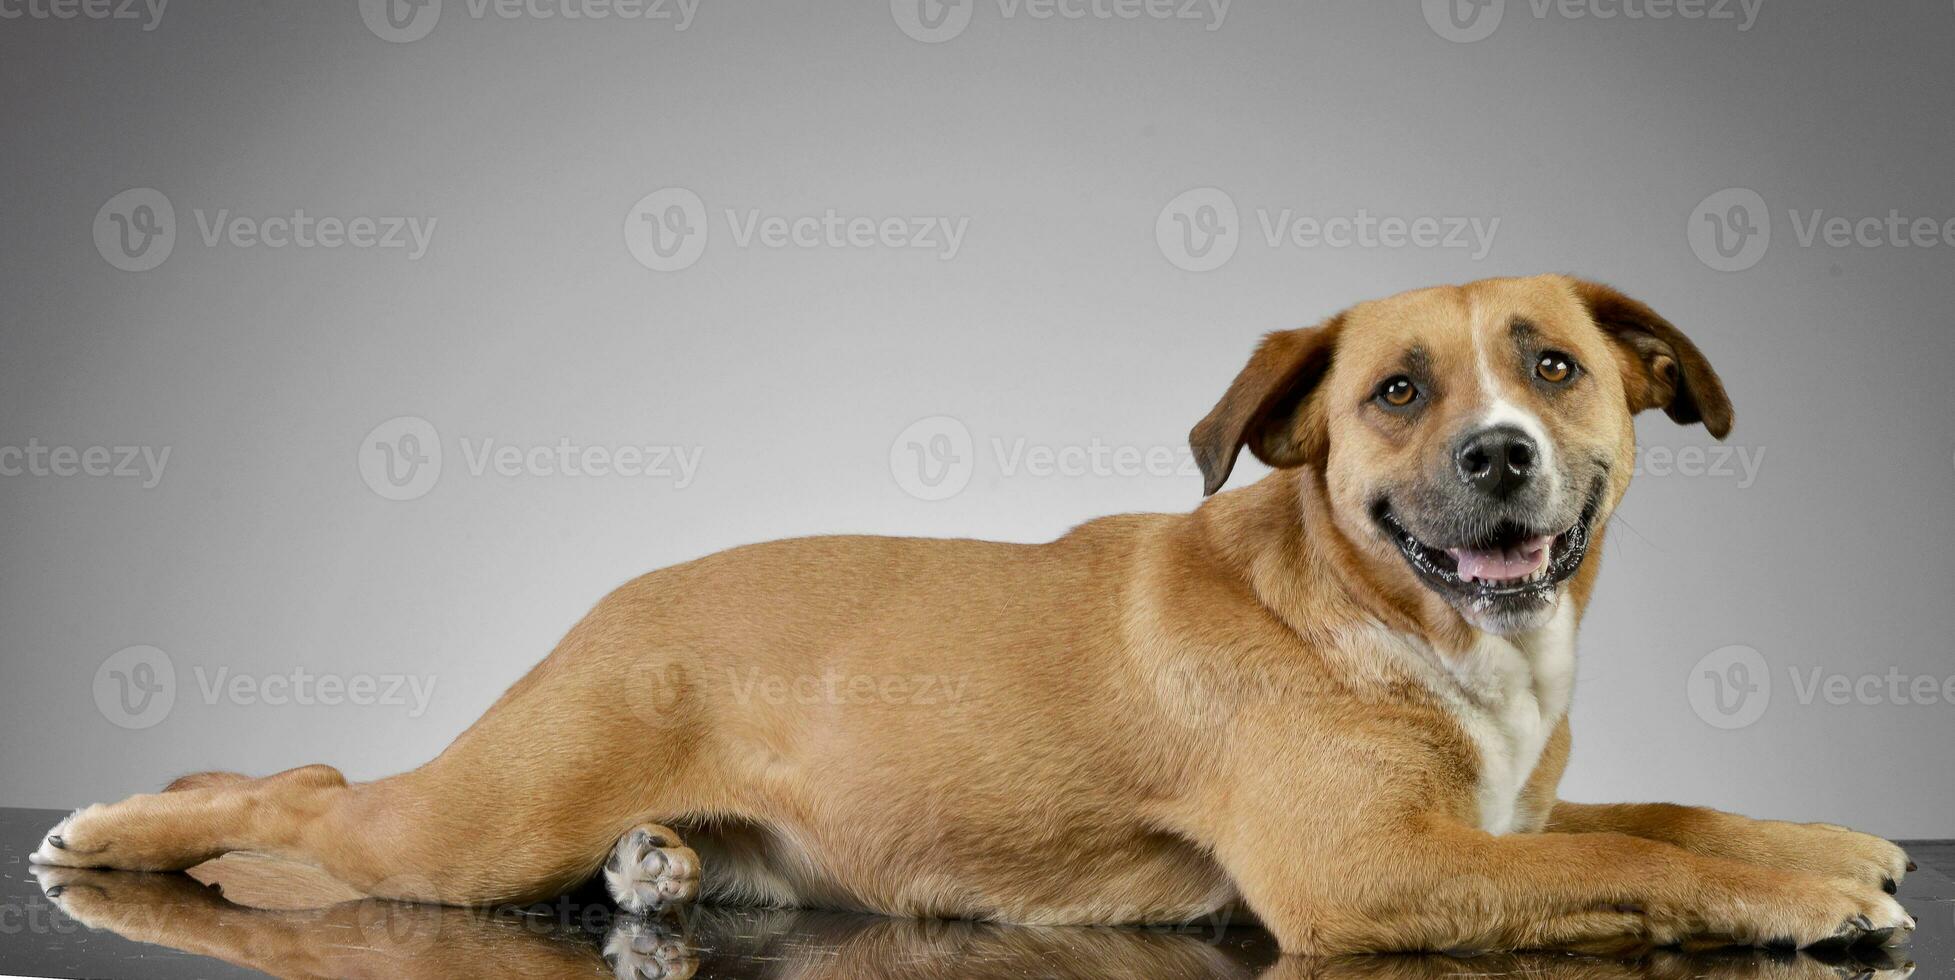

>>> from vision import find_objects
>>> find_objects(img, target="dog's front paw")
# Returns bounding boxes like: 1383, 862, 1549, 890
1683, 874, 1915, 951
1726, 820, 1916, 895
29, 804, 180, 871
30, 808, 105, 868
27, 795, 224, 872
1800, 823, 1914, 894
32, 803, 176, 871
604, 824, 700, 916
603, 917, 697, 980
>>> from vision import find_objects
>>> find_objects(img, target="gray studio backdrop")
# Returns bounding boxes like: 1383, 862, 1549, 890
2, 1, 1952, 837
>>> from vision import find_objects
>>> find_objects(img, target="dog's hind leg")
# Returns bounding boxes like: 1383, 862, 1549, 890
32, 581, 734, 905
33, 763, 355, 876
32, 703, 715, 906
33, 741, 707, 907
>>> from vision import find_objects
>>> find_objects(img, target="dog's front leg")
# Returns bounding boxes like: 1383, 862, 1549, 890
1545, 801, 1914, 894
1215, 813, 1914, 955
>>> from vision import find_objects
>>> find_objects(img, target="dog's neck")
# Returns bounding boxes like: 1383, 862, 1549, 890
1193, 470, 1597, 657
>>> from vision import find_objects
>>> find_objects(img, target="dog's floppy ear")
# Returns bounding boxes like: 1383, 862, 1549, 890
1189, 317, 1342, 496
1571, 279, 1734, 440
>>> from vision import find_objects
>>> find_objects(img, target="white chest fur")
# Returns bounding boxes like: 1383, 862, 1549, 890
1352, 601, 1578, 835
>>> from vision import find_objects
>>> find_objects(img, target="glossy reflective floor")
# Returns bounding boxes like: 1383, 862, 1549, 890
2, 808, 1949, 979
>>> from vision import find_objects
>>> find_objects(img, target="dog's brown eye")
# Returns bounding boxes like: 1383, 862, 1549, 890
1378, 376, 1419, 408
1535, 352, 1578, 385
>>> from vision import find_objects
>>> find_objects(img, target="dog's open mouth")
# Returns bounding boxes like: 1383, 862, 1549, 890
1372, 483, 1602, 604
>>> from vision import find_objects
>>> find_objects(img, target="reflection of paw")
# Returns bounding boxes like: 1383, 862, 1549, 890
603, 917, 698, 980
604, 824, 700, 915
1810, 948, 1917, 980
1647, 948, 1915, 980
32, 865, 216, 931
32, 865, 97, 923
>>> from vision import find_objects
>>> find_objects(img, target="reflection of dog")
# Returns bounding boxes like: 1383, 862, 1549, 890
31, 275, 1916, 954
33, 864, 1916, 980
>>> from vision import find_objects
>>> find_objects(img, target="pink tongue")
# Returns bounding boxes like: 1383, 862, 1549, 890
1447, 535, 1555, 584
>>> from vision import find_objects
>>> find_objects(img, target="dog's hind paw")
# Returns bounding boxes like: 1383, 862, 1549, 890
604, 824, 700, 916
603, 917, 697, 980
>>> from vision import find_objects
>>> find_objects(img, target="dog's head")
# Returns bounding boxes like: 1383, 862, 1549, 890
1190, 275, 1732, 635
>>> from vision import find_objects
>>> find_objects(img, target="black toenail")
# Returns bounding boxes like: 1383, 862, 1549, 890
1905, 860, 1917, 872
48, 835, 67, 850
1851, 915, 1873, 930
1882, 878, 1898, 894
45, 885, 64, 898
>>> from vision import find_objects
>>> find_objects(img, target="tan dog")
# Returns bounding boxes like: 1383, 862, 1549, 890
31, 274, 1917, 956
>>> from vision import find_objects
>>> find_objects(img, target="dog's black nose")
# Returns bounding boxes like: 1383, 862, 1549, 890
1455, 425, 1538, 499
